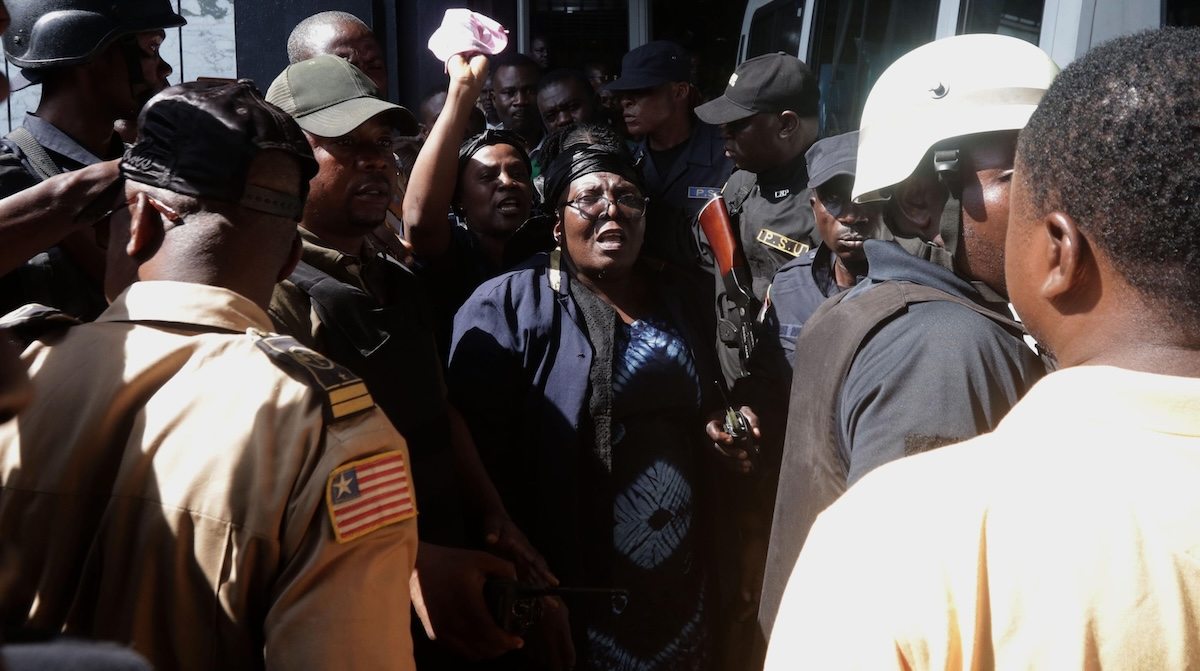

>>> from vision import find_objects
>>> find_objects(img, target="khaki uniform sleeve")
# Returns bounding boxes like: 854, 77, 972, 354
263, 407, 418, 671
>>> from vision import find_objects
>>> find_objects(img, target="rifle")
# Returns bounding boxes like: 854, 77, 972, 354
697, 195, 763, 370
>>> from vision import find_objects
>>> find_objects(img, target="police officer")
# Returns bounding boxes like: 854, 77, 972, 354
606, 40, 732, 271
756, 35, 1059, 653
0, 0, 184, 321
264, 55, 550, 667
0, 80, 419, 670
695, 52, 821, 381
761, 131, 882, 371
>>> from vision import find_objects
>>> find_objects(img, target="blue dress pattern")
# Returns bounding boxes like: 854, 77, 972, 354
586, 317, 711, 671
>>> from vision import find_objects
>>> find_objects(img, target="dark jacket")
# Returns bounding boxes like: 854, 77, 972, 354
633, 121, 733, 271
447, 250, 737, 595
757, 239, 1047, 642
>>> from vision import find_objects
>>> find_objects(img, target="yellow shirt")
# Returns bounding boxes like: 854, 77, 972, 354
0, 281, 418, 670
766, 366, 1200, 670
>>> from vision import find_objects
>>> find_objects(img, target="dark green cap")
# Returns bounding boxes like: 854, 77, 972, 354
265, 54, 417, 138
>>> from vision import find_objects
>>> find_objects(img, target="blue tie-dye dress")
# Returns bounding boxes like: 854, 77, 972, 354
586, 316, 712, 671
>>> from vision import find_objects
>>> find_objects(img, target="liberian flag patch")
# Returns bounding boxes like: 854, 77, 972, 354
326, 451, 416, 543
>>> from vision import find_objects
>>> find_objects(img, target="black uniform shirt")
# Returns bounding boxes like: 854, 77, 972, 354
713, 154, 818, 382
836, 240, 1046, 484
634, 120, 733, 271
0, 114, 121, 321
724, 153, 819, 300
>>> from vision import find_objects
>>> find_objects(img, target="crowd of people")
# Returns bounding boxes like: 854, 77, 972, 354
1, 1, 1199, 670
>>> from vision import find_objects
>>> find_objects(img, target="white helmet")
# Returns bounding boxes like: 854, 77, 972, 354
853, 34, 1060, 203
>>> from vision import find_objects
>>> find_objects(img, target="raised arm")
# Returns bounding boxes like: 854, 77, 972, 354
0, 160, 121, 275
402, 53, 489, 258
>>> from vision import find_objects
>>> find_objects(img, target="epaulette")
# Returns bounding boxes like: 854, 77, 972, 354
0, 304, 80, 346
247, 329, 375, 422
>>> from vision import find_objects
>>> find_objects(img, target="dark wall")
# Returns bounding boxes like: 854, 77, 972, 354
234, 0, 375, 93
387, 0, 467, 108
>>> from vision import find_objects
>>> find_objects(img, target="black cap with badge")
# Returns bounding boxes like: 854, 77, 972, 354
120, 80, 318, 221
605, 40, 692, 91
806, 131, 859, 190
696, 52, 819, 125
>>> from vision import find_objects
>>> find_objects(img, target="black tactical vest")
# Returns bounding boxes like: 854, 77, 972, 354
757, 280, 1027, 639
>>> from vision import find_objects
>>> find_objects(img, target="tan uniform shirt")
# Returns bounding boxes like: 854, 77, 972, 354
0, 281, 418, 670
766, 366, 1200, 670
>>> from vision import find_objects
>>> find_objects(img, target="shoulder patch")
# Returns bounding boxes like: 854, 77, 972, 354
756, 228, 810, 257
248, 330, 375, 422
326, 450, 416, 543
0, 304, 80, 345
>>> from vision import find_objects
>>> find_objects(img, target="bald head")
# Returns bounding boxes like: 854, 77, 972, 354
287, 11, 388, 95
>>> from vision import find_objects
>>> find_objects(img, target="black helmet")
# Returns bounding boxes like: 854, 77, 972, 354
3, 0, 186, 70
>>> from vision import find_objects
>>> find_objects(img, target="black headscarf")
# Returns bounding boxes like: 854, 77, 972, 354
541, 142, 644, 212
457, 129, 531, 175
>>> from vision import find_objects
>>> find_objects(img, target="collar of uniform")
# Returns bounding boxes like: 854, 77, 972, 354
853, 239, 1007, 313
634, 118, 719, 169
809, 242, 841, 297
22, 113, 115, 166
756, 151, 809, 195
296, 227, 366, 287
1002, 365, 1200, 438
98, 281, 273, 333
296, 227, 406, 292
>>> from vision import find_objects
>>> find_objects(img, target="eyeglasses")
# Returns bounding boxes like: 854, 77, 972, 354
563, 193, 648, 222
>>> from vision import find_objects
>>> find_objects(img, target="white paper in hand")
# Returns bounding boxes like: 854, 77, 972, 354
428, 9, 509, 63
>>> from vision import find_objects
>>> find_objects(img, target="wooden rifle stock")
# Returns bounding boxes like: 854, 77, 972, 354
698, 195, 763, 367
698, 195, 760, 313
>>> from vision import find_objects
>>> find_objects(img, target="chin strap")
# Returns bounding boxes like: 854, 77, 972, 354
893, 194, 962, 273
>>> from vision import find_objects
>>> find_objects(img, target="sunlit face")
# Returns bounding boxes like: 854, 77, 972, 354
303, 115, 399, 234
812, 174, 884, 265
617, 83, 685, 137
555, 171, 646, 280
721, 112, 787, 173
109, 29, 172, 120
955, 132, 1019, 297
324, 23, 388, 96
457, 144, 533, 237
493, 64, 540, 136
537, 80, 596, 132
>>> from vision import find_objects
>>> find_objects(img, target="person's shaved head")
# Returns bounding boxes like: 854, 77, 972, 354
287, 11, 389, 96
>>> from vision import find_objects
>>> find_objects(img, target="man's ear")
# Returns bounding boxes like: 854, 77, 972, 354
552, 213, 564, 246
672, 82, 691, 103
125, 193, 165, 262
777, 111, 800, 137
1039, 211, 1089, 300
278, 232, 303, 282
